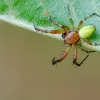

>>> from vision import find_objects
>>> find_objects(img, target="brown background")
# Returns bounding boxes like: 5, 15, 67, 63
0, 20, 100, 100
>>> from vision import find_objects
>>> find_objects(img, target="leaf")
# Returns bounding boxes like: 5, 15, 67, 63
0, 0, 100, 51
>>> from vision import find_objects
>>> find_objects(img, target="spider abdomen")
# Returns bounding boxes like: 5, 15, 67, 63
79, 25, 96, 39
64, 30, 80, 44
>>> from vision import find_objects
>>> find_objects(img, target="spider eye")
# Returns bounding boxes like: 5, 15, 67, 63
79, 25, 96, 39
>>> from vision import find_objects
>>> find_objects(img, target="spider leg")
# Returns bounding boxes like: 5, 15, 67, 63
67, 3, 75, 29
49, 16, 70, 31
33, 23, 65, 34
82, 38, 100, 46
73, 44, 89, 66
78, 13, 100, 30
52, 44, 72, 65
79, 46, 95, 53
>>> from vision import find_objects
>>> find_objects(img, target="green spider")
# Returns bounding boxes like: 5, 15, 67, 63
34, 6, 100, 66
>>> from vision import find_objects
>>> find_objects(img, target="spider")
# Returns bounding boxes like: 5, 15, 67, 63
33, 5, 100, 66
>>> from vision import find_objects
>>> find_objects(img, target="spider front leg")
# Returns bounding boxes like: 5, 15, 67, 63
52, 45, 71, 65
33, 23, 65, 34
49, 16, 70, 31
49, 2, 75, 29
73, 44, 89, 66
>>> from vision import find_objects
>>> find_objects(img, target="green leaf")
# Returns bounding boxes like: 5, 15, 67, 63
0, 0, 100, 52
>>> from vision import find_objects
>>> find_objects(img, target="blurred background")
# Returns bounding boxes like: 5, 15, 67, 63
0, 20, 100, 100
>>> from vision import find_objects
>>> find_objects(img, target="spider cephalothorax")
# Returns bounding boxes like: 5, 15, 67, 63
34, 5, 100, 66
62, 30, 80, 44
